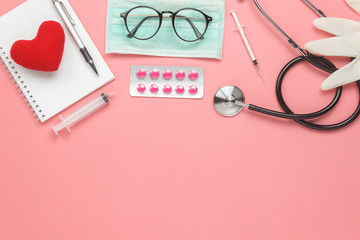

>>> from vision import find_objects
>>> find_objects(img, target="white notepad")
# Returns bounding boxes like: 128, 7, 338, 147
0, 0, 114, 122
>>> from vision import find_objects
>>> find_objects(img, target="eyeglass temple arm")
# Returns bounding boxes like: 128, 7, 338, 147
126, 15, 204, 39
177, 15, 204, 39
126, 16, 152, 38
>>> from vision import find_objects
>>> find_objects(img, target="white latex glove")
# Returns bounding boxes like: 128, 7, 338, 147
304, 0, 360, 91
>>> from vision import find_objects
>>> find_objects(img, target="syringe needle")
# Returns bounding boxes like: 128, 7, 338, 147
254, 62, 263, 80
231, 10, 264, 81
252, 60, 264, 82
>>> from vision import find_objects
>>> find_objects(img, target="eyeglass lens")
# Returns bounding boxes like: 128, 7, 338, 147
126, 7, 160, 39
174, 9, 207, 41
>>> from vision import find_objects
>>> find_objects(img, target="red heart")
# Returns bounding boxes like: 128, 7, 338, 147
10, 21, 65, 72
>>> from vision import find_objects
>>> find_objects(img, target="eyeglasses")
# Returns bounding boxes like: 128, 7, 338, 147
120, 6, 213, 42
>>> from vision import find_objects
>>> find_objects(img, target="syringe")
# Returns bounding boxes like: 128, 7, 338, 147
231, 10, 263, 80
52, 92, 114, 135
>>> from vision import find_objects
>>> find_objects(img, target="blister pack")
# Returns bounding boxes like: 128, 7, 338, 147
130, 65, 204, 99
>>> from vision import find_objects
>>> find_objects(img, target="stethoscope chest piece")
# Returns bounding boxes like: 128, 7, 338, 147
214, 85, 245, 117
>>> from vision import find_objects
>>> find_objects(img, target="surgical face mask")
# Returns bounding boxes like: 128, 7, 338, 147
106, 0, 225, 59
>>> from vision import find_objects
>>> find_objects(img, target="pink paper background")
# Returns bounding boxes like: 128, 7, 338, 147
1, 0, 360, 239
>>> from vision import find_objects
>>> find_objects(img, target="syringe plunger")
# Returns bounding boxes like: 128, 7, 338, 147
52, 92, 113, 135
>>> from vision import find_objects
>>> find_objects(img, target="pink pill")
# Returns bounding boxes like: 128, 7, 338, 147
189, 70, 198, 81
175, 85, 185, 94
189, 85, 198, 94
176, 70, 185, 80
150, 69, 160, 79
137, 83, 146, 93
137, 68, 147, 79
163, 70, 173, 80
163, 84, 172, 94
150, 84, 159, 93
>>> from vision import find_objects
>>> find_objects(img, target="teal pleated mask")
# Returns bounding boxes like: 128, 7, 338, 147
106, 0, 225, 59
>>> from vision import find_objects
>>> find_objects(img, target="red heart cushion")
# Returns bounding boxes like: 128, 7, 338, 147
10, 21, 65, 72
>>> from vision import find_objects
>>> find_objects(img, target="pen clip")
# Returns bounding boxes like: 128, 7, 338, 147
59, 1, 75, 26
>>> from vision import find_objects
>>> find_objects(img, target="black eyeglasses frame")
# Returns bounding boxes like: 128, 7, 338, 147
120, 6, 213, 42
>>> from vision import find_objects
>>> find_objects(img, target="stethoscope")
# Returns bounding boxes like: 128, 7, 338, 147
214, 0, 360, 131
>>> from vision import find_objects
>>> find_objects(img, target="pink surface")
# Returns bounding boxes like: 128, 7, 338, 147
1, 0, 360, 240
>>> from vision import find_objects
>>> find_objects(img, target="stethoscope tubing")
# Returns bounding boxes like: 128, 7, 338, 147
238, 54, 360, 130
242, 0, 360, 130
244, 54, 341, 120
275, 56, 360, 131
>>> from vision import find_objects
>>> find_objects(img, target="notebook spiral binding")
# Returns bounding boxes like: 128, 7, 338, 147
0, 46, 42, 121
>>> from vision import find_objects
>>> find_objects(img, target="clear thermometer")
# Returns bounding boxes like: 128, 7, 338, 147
52, 92, 114, 135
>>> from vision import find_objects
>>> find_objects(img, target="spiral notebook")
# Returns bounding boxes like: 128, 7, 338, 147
0, 0, 114, 122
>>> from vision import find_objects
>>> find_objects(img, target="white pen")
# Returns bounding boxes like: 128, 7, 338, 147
52, 0, 99, 76
231, 10, 263, 79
